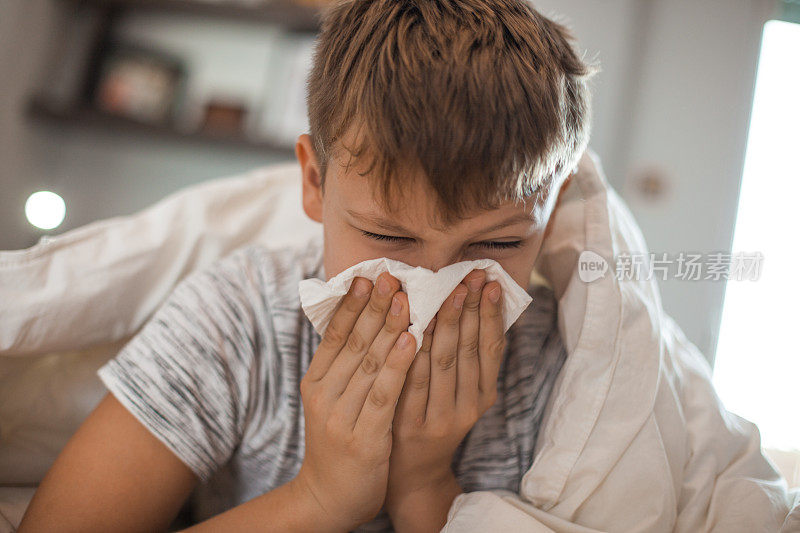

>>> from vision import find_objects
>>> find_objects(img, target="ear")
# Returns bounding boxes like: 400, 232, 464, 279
296, 133, 324, 224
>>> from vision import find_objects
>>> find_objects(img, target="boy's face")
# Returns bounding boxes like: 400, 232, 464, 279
296, 133, 568, 290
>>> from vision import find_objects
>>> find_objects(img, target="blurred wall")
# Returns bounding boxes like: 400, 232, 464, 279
530, 0, 776, 364
0, 0, 290, 252
0, 0, 780, 364
575, 0, 774, 365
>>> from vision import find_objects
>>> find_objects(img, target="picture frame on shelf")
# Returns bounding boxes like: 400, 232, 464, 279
92, 42, 187, 126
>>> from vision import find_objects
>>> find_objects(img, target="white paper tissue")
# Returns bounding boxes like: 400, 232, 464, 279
298, 257, 533, 353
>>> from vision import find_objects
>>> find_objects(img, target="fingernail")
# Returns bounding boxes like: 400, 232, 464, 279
377, 276, 391, 296
396, 332, 411, 348
489, 287, 501, 303
354, 278, 370, 297
453, 288, 468, 309
466, 273, 483, 293
390, 295, 402, 316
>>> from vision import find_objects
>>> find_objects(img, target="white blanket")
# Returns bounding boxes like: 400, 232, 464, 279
441, 151, 798, 532
1, 151, 796, 531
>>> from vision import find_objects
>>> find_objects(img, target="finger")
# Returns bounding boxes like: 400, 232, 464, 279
336, 291, 410, 429
322, 272, 401, 397
395, 317, 434, 428
354, 331, 417, 437
478, 281, 505, 407
456, 269, 485, 412
305, 276, 372, 382
427, 283, 467, 422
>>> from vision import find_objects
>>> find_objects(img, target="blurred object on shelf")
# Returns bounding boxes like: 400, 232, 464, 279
250, 30, 315, 146
24, 0, 322, 155
290, 0, 335, 7
93, 43, 186, 125
199, 98, 248, 136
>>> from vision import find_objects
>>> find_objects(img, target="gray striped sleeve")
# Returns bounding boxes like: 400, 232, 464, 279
97, 249, 261, 483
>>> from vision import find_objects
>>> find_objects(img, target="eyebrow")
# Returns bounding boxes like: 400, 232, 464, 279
345, 208, 535, 239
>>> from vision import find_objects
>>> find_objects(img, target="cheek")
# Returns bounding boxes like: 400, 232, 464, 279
474, 240, 542, 291
322, 223, 382, 280
491, 257, 533, 291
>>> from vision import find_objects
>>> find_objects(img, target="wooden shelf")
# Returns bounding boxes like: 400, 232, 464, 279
66, 0, 323, 32
27, 96, 297, 156
27, 0, 319, 155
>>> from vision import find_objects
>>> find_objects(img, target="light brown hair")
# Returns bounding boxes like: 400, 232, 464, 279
305, 0, 598, 226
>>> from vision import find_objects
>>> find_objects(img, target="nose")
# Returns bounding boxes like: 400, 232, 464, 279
416, 252, 466, 273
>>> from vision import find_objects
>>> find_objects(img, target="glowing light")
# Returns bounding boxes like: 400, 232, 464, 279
25, 191, 66, 230
713, 20, 800, 452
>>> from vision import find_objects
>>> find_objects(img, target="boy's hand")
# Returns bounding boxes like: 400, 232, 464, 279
292, 272, 415, 532
385, 269, 505, 531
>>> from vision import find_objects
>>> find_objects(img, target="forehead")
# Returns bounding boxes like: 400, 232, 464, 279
328, 154, 536, 233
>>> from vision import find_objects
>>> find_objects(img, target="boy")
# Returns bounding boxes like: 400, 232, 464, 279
17, 0, 792, 531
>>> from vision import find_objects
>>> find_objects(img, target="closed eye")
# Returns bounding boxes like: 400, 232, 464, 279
360, 230, 523, 250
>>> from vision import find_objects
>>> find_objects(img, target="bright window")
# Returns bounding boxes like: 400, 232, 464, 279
713, 20, 800, 452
